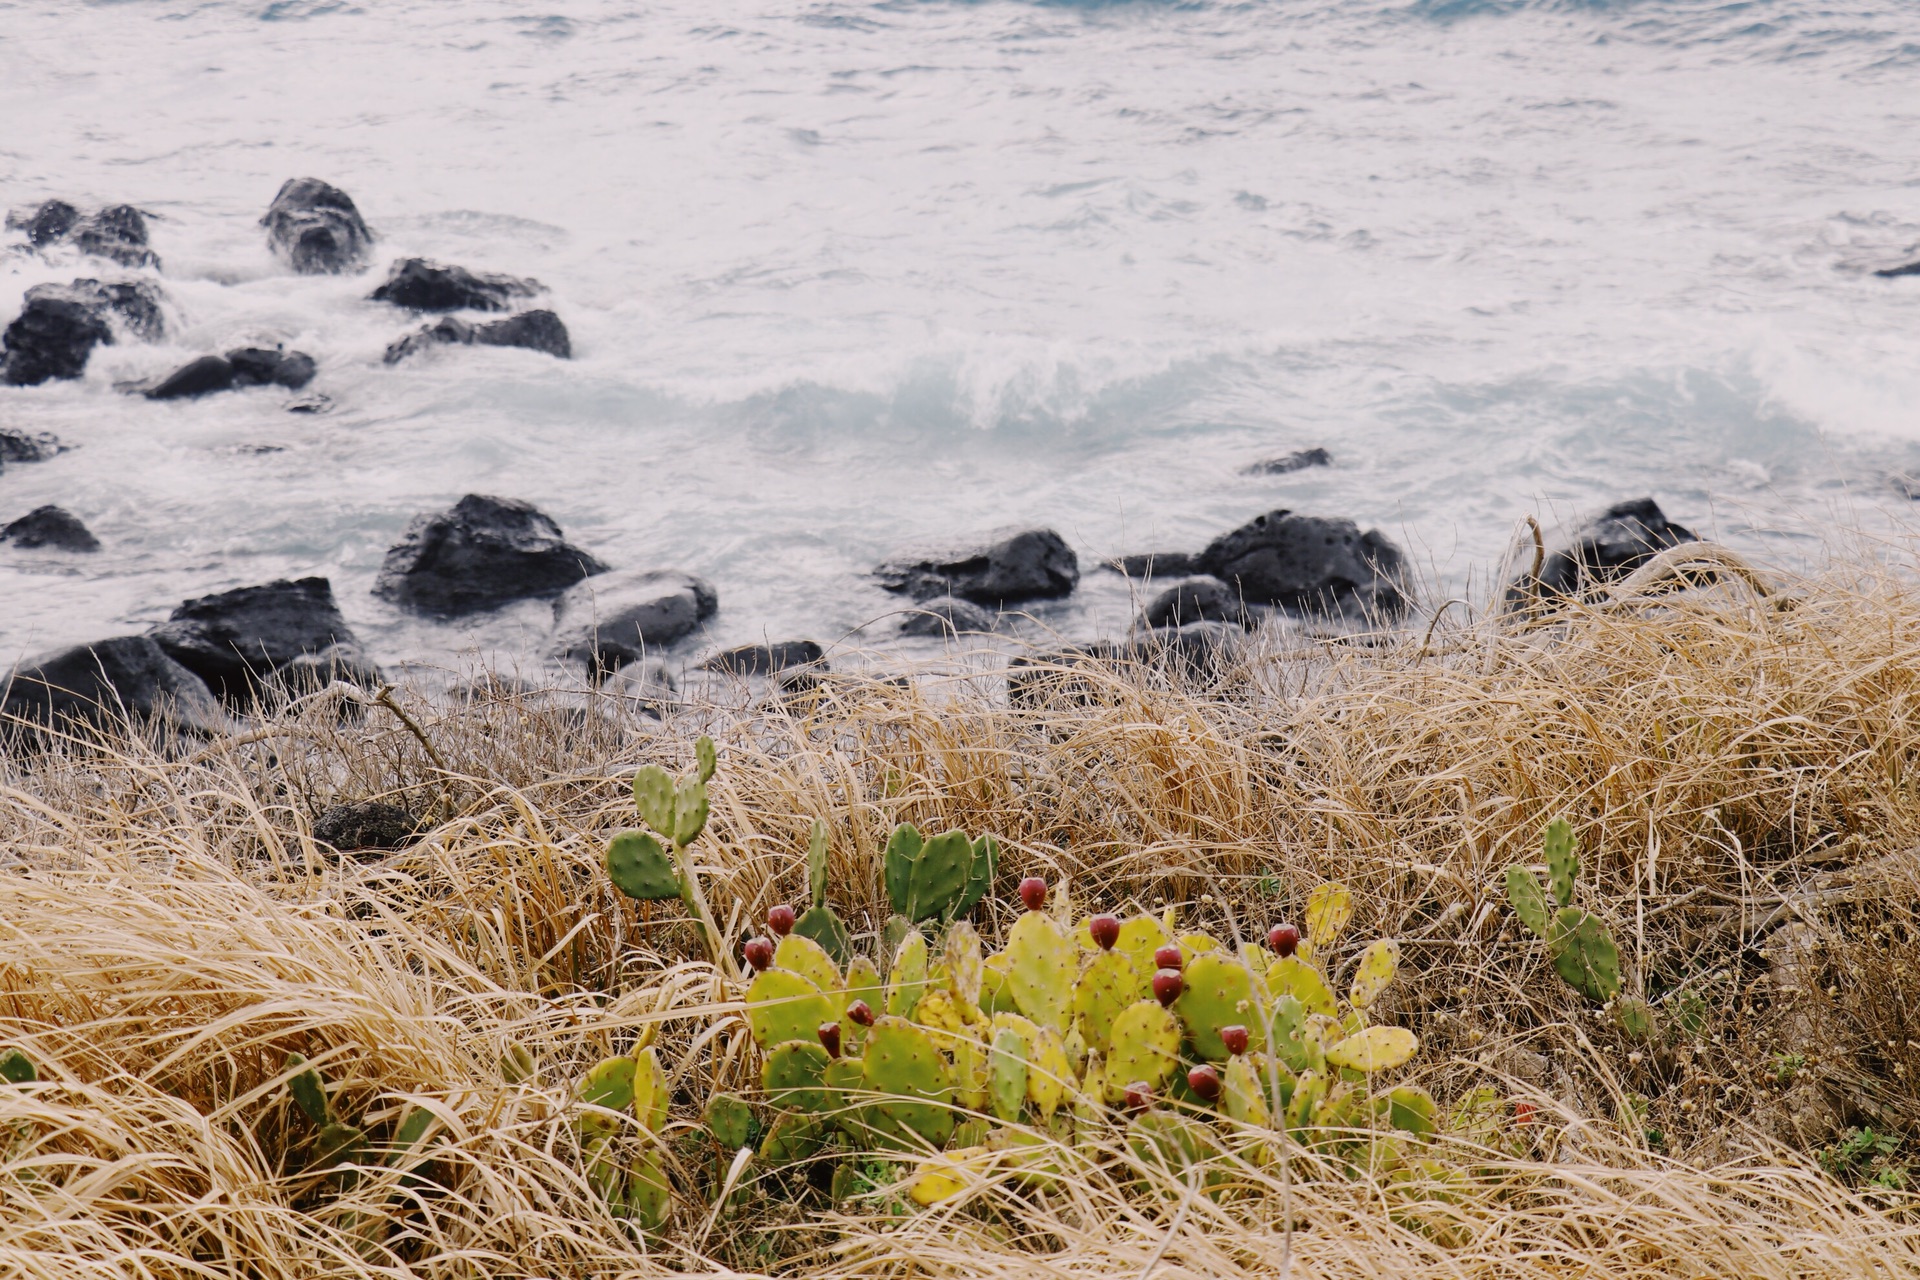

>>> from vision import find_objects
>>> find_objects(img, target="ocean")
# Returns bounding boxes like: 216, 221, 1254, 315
2, 0, 1918, 678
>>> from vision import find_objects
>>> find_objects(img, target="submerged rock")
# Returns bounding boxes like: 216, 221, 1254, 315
875, 527, 1079, 606
261, 178, 374, 275
702, 641, 826, 676
1136, 576, 1254, 631
1241, 447, 1331, 476
383, 309, 571, 363
1, 505, 98, 551
0, 431, 66, 464
553, 568, 718, 677
374, 494, 608, 616
1875, 261, 1920, 279
142, 347, 317, 400
7, 201, 158, 268
149, 576, 375, 703
1196, 510, 1409, 621
898, 595, 999, 638
370, 258, 542, 312
1, 278, 165, 386
2, 635, 227, 735
313, 800, 420, 853
1503, 497, 1697, 610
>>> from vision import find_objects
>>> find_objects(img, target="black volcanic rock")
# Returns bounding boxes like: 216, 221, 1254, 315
1242, 447, 1331, 476
7, 201, 157, 268
1137, 576, 1253, 631
2, 278, 165, 386
370, 258, 542, 312
552, 569, 717, 678
702, 641, 826, 676
875, 527, 1079, 607
383, 309, 571, 363
1196, 510, 1409, 621
2, 635, 227, 735
313, 800, 420, 853
1503, 498, 1697, 610
261, 178, 373, 275
1, 505, 98, 551
143, 347, 316, 400
0, 431, 66, 464
898, 595, 998, 638
1875, 261, 1920, 279
374, 494, 608, 616
148, 576, 370, 703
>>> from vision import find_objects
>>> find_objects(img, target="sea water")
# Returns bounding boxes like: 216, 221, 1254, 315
1, 0, 1917, 675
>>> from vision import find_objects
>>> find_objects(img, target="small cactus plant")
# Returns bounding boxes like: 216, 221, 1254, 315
605, 737, 730, 973
1505, 819, 1628, 1008
883, 824, 998, 925
792, 819, 855, 962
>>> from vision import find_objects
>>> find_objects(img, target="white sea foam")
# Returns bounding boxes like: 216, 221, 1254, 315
1, 0, 1917, 672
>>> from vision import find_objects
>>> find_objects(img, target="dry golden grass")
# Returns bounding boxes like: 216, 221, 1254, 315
5, 552, 1920, 1277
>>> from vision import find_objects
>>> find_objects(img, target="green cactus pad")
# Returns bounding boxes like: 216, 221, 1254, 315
883, 824, 923, 912
607, 830, 680, 900
859, 1016, 956, 1150
1325, 1025, 1417, 1072
286, 1053, 329, 1126
822, 1056, 866, 1123
1548, 907, 1621, 1002
673, 778, 710, 848
1114, 915, 1173, 989
1613, 996, 1657, 1041
632, 1046, 669, 1135
886, 929, 929, 1018
632, 765, 676, 835
1266, 957, 1338, 1017
1386, 1085, 1439, 1138
0, 1048, 35, 1084
959, 835, 999, 919
1505, 867, 1552, 940
1102, 1000, 1182, 1103
626, 1151, 673, 1231
314, 1120, 365, 1167
793, 906, 853, 964
386, 1106, 435, 1167
764, 1040, 833, 1113
943, 920, 985, 1007
1348, 940, 1400, 1012
694, 735, 718, 783
1268, 994, 1320, 1074
577, 1056, 637, 1142
1073, 948, 1137, 1053
1027, 1026, 1071, 1119
774, 933, 842, 1001
806, 819, 830, 907
1221, 1053, 1271, 1126
745, 968, 835, 1049
988, 1026, 1029, 1122
1128, 1111, 1220, 1177
1173, 953, 1265, 1062
1544, 818, 1578, 908
1004, 911, 1075, 1032
884, 825, 977, 923
1286, 1069, 1326, 1132
980, 951, 1017, 1014
705, 1092, 755, 1149
758, 1112, 824, 1164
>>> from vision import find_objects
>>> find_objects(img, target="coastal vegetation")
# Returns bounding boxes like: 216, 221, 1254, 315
4, 550, 1920, 1278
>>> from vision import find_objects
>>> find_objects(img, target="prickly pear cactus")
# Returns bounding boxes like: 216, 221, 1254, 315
706, 1092, 755, 1148
1544, 817, 1578, 908
1221, 1054, 1270, 1127
1102, 1000, 1182, 1103
1072, 948, 1137, 1053
746, 968, 835, 1048
860, 1016, 956, 1149
795, 818, 853, 962
1266, 956, 1338, 1017
1004, 911, 1074, 1032
887, 929, 930, 1018
632, 1046, 669, 1135
764, 1041, 833, 1113
626, 1152, 672, 1231
759, 1111, 824, 1164
1348, 940, 1399, 1012
1325, 1025, 1418, 1072
1026, 1025, 1071, 1119
988, 1026, 1028, 1122
631, 766, 676, 835
1173, 952, 1264, 1061
1304, 882, 1353, 959
774, 933, 842, 1006
606, 831, 680, 900
1385, 1085, 1439, 1138
1505, 865, 1552, 939
943, 920, 985, 1008
1548, 907, 1622, 1002
1114, 915, 1173, 989
0, 1048, 35, 1084
576, 1057, 637, 1142
287, 1053, 330, 1126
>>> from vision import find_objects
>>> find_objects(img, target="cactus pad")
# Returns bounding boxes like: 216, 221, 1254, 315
764, 1040, 833, 1113
980, 951, 1016, 1014
577, 1056, 637, 1142
1265, 957, 1338, 1017
1613, 996, 1657, 1041
913, 987, 970, 1036
943, 920, 985, 1007
632, 1046, 669, 1135
745, 968, 835, 1048
1348, 940, 1399, 1012
758, 1112, 824, 1164
1027, 1026, 1071, 1119
1544, 818, 1578, 908
1548, 907, 1621, 1002
1004, 911, 1075, 1032
860, 1016, 957, 1149
1305, 882, 1353, 950
502, 1042, 535, 1084
1173, 952, 1264, 1061
673, 777, 710, 848
1286, 1069, 1326, 1131
1073, 948, 1137, 1052
705, 1092, 755, 1149
1102, 1000, 1182, 1102
1386, 1084, 1439, 1138
989, 1026, 1029, 1122
314, 1120, 365, 1167
774, 933, 842, 1002
607, 830, 680, 901
694, 735, 717, 783
793, 906, 853, 964
0, 1048, 35, 1084
286, 1053, 329, 1126
627, 1151, 672, 1230
1114, 915, 1173, 988
1221, 1054, 1270, 1126
885, 825, 979, 923
961, 835, 999, 919
886, 928, 929, 1018
1505, 867, 1552, 940
1325, 1025, 1417, 1072
631, 765, 676, 834
1268, 993, 1318, 1073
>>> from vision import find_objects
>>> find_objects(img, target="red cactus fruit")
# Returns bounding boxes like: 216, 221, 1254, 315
1267, 923, 1300, 957
818, 1022, 841, 1058
767, 904, 796, 937
846, 999, 875, 1027
1123, 1081, 1153, 1113
1088, 914, 1121, 950
743, 937, 775, 972
1188, 1063, 1222, 1102
1018, 877, 1048, 912
1153, 967, 1184, 1007
1220, 1024, 1250, 1056
1153, 945, 1184, 971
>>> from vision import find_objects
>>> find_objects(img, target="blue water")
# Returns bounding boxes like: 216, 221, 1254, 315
1, 0, 1917, 675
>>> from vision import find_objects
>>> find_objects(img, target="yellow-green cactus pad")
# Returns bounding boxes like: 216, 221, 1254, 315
606, 830, 680, 900
1386, 1084, 1439, 1138
988, 1026, 1028, 1122
1221, 1053, 1271, 1126
1073, 948, 1137, 1053
886, 928, 929, 1018
632, 1046, 669, 1135
860, 1016, 956, 1149
764, 1040, 833, 1113
626, 1151, 672, 1231
943, 920, 985, 1007
1102, 1000, 1182, 1103
980, 951, 1017, 1014
774, 933, 843, 1006
1325, 1025, 1417, 1072
1548, 907, 1622, 1003
673, 777, 709, 847
1173, 952, 1264, 1062
1005, 911, 1075, 1032
1544, 818, 1578, 909
1026, 1025, 1071, 1119
758, 1111, 824, 1164
1505, 866, 1552, 940
705, 1092, 754, 1149
1305, 882, 1353, 949
745, 968, 834, 1049
1115, 915, 1173, 989
631, 765, 675, 835
577, 1056, 636, 1142
1349, 939, 1400, 1012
